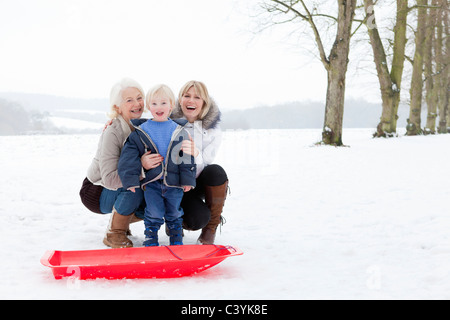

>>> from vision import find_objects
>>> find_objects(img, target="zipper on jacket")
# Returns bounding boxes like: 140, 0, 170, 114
134, 124, 185, 189
163, 126, 185, 189
134, 125, 163, 184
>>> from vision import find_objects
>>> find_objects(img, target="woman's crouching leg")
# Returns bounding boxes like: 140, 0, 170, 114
102, 188, 144, 248
198, 165, 229, 245
181, 191, 211, 231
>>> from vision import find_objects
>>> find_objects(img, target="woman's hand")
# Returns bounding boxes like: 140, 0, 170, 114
141, 151, 164, 170
183, 186, 193, 192
181, 137, 199, 157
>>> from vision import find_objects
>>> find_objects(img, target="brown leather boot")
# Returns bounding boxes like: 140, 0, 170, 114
103, 209, 133, 248
126, 213, 143, 236
198, 180, 228, 245
130, 213, 143, 224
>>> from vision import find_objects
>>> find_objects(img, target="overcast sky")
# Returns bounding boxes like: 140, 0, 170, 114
1, 0, 382, 110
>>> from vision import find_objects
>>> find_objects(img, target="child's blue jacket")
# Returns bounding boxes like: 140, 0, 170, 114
118, 118, 196, 191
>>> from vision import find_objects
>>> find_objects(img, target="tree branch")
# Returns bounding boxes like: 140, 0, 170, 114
408, 4, 442, 12
268, 0, 330, 68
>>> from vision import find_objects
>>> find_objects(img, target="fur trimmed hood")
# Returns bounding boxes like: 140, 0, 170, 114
171, 98, 221, 130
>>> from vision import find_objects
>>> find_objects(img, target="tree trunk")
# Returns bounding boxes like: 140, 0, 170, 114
321, 0, 357, 146
424, 1, 438, 134
436, 0, 449, 133
389, 0, 408, 133
365, 0, 408, 138
407, 0, 427, 136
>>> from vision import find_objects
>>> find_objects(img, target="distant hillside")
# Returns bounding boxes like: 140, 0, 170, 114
0, 98, 62, 135
0, 93, 108, 135
0, 92, 414, 135
221, 100, 411, 130
0, 92, 110, 129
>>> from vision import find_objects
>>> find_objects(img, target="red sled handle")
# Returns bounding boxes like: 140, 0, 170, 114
40, 250, 56, 267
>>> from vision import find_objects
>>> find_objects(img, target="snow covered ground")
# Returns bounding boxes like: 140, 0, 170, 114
1, 128, 449, 300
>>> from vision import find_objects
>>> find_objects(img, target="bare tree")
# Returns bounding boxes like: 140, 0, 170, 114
259, 0, 357, 146
406, 0, 427, 136
436, 0, 449, 133
424, 0, 438, 134
406, 0, 448, 135
364, 0, 408, 137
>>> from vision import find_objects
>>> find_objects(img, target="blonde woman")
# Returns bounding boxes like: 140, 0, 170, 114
141, 80, 228, 245
80, 78, 146, 248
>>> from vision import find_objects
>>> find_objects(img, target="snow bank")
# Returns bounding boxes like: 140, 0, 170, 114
0, 129, 449, 299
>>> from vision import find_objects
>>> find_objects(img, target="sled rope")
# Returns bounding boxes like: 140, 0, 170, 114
204, 245, 236, 258
163, 246, 183, 260
163, 245, 236, 260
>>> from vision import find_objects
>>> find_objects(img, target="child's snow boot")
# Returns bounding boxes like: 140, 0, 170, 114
168, 224, 183, 246
165, 223, 184, 237
143, 226, 159, 247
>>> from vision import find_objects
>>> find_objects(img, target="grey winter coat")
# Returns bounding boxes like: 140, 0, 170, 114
86, 115, 132, 190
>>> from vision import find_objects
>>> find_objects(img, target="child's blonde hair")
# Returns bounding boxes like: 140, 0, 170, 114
146, 84, 176, 110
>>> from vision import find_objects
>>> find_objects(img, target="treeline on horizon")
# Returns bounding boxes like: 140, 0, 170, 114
1, 95, 414, 135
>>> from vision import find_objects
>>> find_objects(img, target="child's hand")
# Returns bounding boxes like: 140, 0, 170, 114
141, 151, 164, 170
183, 186, 192, 192
129, 187, 136, 193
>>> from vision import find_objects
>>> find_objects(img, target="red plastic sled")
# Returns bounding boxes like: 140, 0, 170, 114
41, 245, 242, 280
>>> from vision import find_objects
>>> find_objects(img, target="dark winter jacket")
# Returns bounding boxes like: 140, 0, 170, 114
118, 118, 196, 191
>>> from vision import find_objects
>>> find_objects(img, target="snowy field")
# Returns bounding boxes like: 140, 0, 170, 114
1, 128, 449, 300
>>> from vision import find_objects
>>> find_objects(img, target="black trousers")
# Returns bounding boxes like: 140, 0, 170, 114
181, 164, 228, 230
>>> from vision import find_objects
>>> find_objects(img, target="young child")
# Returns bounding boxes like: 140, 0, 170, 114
118, 84, 196, 246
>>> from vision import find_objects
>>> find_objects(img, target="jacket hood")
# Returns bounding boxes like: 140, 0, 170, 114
130, 118, 188, 127
171, 98, 221, 130
130, 118, 147, 127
